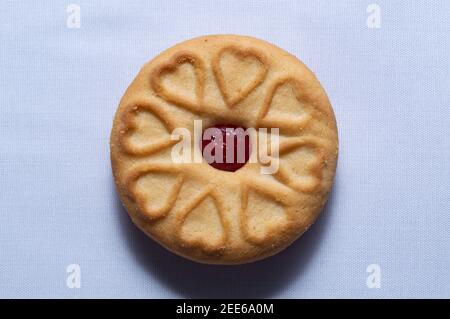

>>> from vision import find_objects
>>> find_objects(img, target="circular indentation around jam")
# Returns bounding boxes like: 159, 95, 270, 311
201, 124, 251, 172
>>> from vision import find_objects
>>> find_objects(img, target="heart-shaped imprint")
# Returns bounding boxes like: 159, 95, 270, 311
257, 78, 312, 131
151, 52, 205, 112
275, 138, 324, 193
213, 46, 268, 107
240, 183, 292, 245
120, 102, 178, 156
177, 188, 227, 253
126, 164, 184, 220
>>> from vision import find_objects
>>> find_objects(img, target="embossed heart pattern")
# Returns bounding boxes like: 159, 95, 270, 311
110, 35, 338, 264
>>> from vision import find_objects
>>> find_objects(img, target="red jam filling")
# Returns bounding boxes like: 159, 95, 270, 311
201, 124, 251, 172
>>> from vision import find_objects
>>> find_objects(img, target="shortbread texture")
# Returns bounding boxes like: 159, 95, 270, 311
110, 35, 338, 264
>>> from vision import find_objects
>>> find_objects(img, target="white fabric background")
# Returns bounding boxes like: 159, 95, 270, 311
0, 1, 449, 298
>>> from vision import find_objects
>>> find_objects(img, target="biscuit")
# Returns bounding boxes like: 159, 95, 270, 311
110, 35, 338, 264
